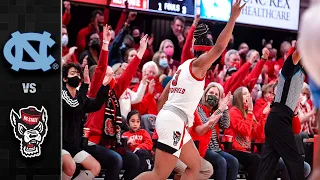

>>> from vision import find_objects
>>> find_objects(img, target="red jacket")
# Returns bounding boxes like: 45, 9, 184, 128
190, 107, 213, 158
122, 129, 153, 152
252, 98, 269, 143
62, 11, 71, 26
224, 107, 254, 152
85, 55, 142, 145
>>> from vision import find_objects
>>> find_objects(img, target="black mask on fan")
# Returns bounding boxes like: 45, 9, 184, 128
67, 76, 81, 88
206, 95, 219, 107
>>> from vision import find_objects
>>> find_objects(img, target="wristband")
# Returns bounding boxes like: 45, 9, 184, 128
103, 40, 109, 44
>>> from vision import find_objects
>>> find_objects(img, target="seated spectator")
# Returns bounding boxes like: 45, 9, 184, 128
79, 32, 101, 69
159, 39, 180, 69
297, 83, 317, 135
224, 87, 260, 180
152, 51, 173, 83
62, 62, 110, 180
62, 25, 78, 64
111, 63, 147, 118
195, 82, 238, 180
122, 110, 153, 174
252, 83, 275, 143
131, 61, 163, 115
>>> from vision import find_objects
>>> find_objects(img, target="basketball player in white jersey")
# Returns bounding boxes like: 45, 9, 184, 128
299, 1, 320, 179
134, 1, 245, 180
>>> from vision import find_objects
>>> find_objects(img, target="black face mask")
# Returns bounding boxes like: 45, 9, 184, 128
239, 52, 247, 60
227, 42, 234, 49
206, 95, 219, 107
133, 37, 140, 44
90, 38, 100, 49
67, 76, 81, 88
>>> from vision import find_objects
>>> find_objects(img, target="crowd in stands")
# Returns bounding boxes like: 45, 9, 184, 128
61, 1, 317, 180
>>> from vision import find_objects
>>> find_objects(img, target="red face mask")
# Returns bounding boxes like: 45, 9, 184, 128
147, 77, 154, 81
231, 62, 240, 69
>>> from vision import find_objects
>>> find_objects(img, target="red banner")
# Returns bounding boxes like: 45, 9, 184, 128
110, 0, 148, 9
70, 0, 108, 6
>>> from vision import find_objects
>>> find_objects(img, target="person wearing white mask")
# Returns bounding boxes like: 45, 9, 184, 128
152, 51, 174, 84
62, 25, 78, 65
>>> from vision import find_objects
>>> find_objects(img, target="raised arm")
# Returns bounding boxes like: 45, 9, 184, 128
181, 14, 200, 63
192, 0, 245, 78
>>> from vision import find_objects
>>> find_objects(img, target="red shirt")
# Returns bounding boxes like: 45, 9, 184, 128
190, 109, 212, 158
122, 129, 153, 152
224, 107, 254, 152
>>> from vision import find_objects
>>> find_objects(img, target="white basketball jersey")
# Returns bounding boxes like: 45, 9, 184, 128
166, 59, 205, 127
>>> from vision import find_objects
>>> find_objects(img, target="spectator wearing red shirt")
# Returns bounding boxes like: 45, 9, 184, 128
191, 82, 239, 180
76, 10, 104, 57
122, 110, 153, 174
224, 87, 260, 180
62, 26, 78, 64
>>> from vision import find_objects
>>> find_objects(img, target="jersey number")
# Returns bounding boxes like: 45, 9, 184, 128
172, 69, 181, 86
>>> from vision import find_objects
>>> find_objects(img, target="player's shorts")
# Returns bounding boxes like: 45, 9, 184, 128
155, 105, 191, 158
62, 149, 90, 163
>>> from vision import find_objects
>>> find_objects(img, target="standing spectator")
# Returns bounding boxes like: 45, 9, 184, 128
78, 32, 101, 69
76, 10, 104, 57
224, 87, 261, 180
62, 1, 71, 26
161, 16, 185, 61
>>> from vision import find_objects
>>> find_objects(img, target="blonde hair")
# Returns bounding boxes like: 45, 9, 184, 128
159, 39, 174, 51
201, 82, 224, 105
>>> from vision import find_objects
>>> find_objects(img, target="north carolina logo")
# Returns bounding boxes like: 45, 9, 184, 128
173, 131, 182, 146
3, 31, 58, 72
10, 106, 48, 158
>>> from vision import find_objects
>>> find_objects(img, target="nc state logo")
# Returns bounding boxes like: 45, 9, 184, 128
173, 131, 181, 146
10, 106, 48, 158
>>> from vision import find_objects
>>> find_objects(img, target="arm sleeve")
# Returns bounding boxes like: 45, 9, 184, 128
88, 50, 109, 98
223, 62, 251, 94
114, 56, 142, 99
129, 82, 147, 104
137, 130, 153, 151
108, 27, 129, 66
84, 84, 110, 113
181, 24, 195, 63
242, 60, 265, 91
114, 11, 128, 36
219, 109, 230, 129
62, 12, 71, 26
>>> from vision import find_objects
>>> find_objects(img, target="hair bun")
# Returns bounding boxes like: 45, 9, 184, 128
194, 23, 209, 39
